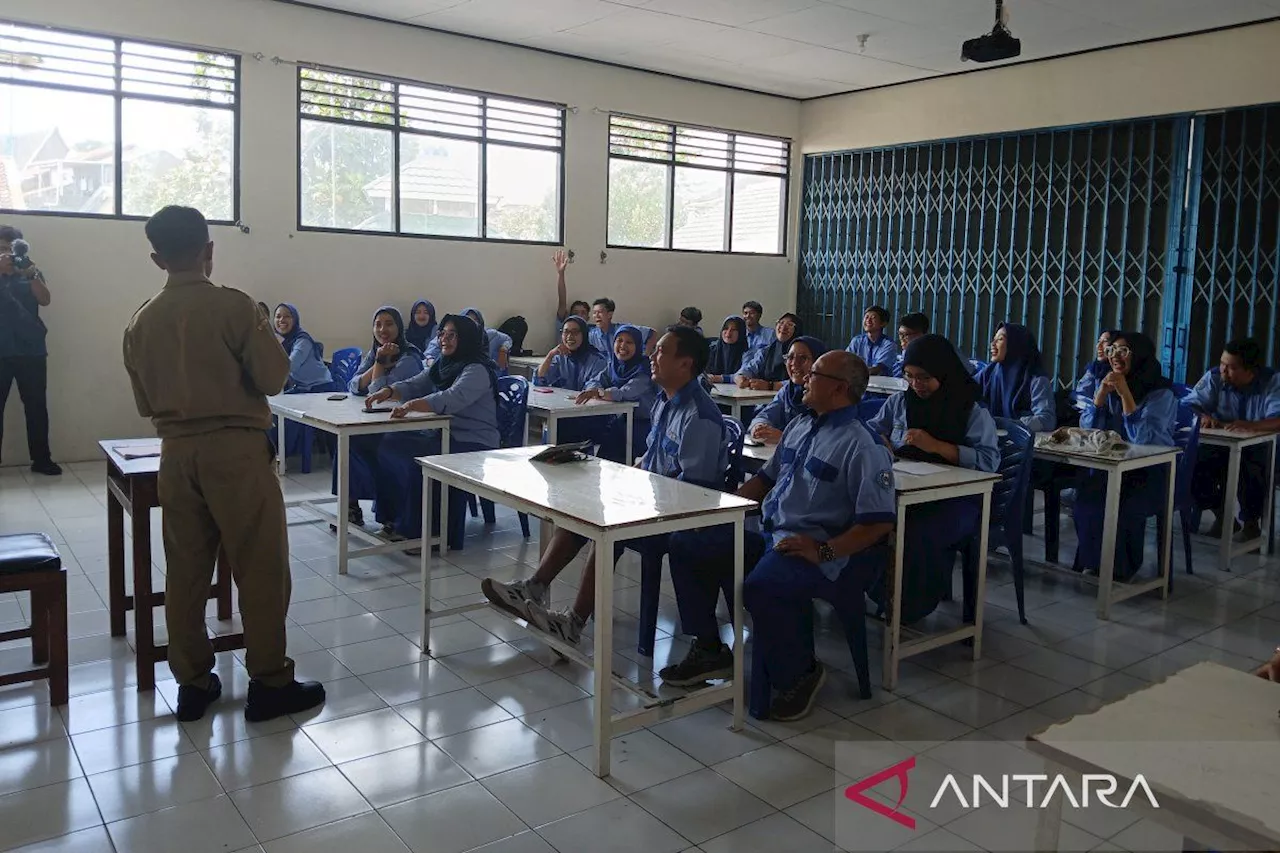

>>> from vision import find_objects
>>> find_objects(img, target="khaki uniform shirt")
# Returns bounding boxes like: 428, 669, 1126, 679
123, 270, 290, 438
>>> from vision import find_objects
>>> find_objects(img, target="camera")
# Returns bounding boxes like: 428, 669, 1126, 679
10, 239, 33, 271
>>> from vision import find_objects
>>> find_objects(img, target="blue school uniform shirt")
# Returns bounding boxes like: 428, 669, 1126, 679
1081, 388, 1176, 447
758, 406, 898, 581
589, 321, 655, 356
1185, 368, 1280, 423
284, 337, 333, 392
585, 367, 658, 422
640, 380, 727, 488
986, 374, 1056, 433
868, 392, 1001, 473
746, 325, 775, 350
846, 332, 899, 372
533, 350, 608, 391
393, 364, 500, 448
892, 342, 975, 379
347, 349, 424, 396
749, 383, 808, 432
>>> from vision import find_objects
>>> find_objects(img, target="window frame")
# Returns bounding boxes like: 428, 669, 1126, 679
295, 63, 566, 246
606, 113, 790, 257
0, 19, 241, 224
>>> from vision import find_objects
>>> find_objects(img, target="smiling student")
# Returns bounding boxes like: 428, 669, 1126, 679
845, 306, 898, 376
273, 303, 333, 392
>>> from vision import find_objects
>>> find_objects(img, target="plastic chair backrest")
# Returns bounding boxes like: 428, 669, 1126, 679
721, 415, 746, 490
990, 418, 1035, 535
1174, 404, 1201, 513
329, 347, 363, 387
495, 375, 530, 450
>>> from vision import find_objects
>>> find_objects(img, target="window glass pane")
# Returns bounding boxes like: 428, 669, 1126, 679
486, 145, 558, 243
121, 99, 234, 220
0, 84, 115, 214
299, 119, 392, 230
671, 167, 726, 252
731, 173, 785, 254
608, 159, 668, 248
399, 134, 479, 238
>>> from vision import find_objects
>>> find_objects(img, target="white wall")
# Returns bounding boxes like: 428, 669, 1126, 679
1, 0, 800, 463
801, 20, 1280, 154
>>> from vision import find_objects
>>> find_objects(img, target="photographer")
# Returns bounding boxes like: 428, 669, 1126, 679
0, 225, 58, 475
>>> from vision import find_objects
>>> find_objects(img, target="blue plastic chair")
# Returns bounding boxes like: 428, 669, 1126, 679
478, 376, 532, 538
329, 347, 363, 388
962, 419, 1035, 623
856, 396, 886, 434
634, 415, 744, 657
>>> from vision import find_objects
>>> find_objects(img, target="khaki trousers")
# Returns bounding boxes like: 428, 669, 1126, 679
158, 428, 294, 689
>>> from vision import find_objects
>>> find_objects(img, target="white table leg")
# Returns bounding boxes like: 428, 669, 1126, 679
540, 417, 557, 558
1264, 438, 1277, 556
1033, 772, 1064, 852
276, 415, 287, 476
730, 515, 745, 732
440, 426, 451, 557
336, 431, 349, 576
591, 532, 615, 778
420, 469, 433, 656
883, 498, 907, 691
1097, 469, 1123, 619
1160, 458, 1176, 599
972, 489, 991, 660
624, 410, 633, 465
1220, 445, 1242, 572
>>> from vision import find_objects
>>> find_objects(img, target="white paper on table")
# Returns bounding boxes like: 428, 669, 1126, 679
114, 441, 162, 460
892, 460, 948, 476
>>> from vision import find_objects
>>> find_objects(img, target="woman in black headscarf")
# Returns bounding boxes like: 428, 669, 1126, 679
737, 313, 800, 391
866, 334, 1001, 624
1072, 331, 1178, 580
705, 316, 749, 384
368, 314, 500, 546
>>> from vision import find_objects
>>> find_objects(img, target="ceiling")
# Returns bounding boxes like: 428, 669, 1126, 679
281, 0, 1280, 99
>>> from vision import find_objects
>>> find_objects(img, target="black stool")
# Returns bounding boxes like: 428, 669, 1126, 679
0, 533, 67, 705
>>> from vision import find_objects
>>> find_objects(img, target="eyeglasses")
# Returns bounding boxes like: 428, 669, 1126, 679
807, 369, 846, 384
438, 330, 458, 341
1104, 345, 1131, 358
903, 371, 935, 386
783, 353, 812, 363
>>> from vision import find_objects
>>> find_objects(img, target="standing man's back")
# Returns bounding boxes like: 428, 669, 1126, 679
122, 205, 325, 723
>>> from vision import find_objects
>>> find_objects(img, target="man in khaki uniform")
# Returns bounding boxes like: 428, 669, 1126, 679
123, 206, 324, 723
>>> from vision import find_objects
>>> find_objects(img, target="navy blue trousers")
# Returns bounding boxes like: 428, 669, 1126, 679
330, 434, 381, 503
1192, 444, 1270, 523
1073, 467, 1168, 579
375, 432, 492, 542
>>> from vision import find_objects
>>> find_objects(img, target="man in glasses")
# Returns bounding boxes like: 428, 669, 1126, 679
659, 351, 895, 721
891, 312, 975, 379
1186, 337, 1280, 541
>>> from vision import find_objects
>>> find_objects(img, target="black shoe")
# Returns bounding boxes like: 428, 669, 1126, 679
176, 673, 222, 722
769, 661, 826, 722
244, 679, 326, 722
30, 460, 61, 476
659, 641, 734, 687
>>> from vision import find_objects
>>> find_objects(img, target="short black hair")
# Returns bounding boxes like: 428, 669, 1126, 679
570, 300, 591, 314
145, 206, 210, 266
1224, 338, 1265, 372
680, 306, 702, 325
742, 300, 763, 314
0, 225, 24, 243
865, 305, 890, 324
664, 324, 711, 375
592, 297, 616, 313
899, 312, 929, 334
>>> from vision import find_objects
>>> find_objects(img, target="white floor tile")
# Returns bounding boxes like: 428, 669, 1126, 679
946, 802, 1103, 852
289, 649, 355, 683
786, 786, 934, 851
712, 742, 845, 810
0, 735, 83, 796
106, 793, 256, 853
290, 675, 389, 726
437, 643, 543, 687
699, 812, 836, 853
178, 698, 297, 753
0, 703, 67, 749
567, 728, 703, 796
476, 668, 590, 716
631, 768, 774, 845
57, 686, 170, 735
358, 660, 469, 706
0, 778, 102, 850
301, 613, 398, 649
851, 699, 974, 742
418, 620, 503, 657
203, 728, 333, 791
302, 707, 424, 764
380, 781, 527, 853
481, 754, 620, 826
86, 752, 223, 823
908, 680, 1027, 729
7, 826, 115, 853
262, 812, 411, 853
535, 798, 687, 853
435, 718, 562, 778
465, 831, 556, 853
230, 766, 372, 842
338, 741, 472, 808
393, 688, 513, 740
647, 707, 775, 766
70, 716, 196, 776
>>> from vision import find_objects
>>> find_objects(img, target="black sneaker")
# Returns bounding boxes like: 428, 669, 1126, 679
244, 679, 326, 722
30, 460, 62, 476
659, 642, 734, 687
176, 673, 222, 722
769, 661, 826, 722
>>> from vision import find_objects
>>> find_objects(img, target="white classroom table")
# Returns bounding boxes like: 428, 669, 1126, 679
739, 442, 999, 691
1032, 438, 1179, 619
507, 354, 543, 380
866, 375, 908, 395
525, 388, 638, 464
710, 383, 776, 421
269, 393, 450, 574
1195, 427, 1277, 571
416, 446, 756, 778
1029, 662, 1280, 853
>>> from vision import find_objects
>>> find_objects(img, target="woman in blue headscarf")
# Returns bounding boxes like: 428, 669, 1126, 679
534, 315, 606, 391
463, 307, 511, 374
1074, 327, 1120, 401
976, 322, 1056, 432
405, 299, 436, 355
580, 325, 656, 463
332, 306, 426, 526
273, 303, 333, 392
704, 316, 749, 384
747, 336, 827, 443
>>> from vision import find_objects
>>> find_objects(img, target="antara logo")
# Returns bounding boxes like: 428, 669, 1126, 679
844, 757, 1160, 829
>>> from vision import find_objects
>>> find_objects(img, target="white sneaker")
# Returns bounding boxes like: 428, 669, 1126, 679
481, 578, 547, 621
526, 602, 584, 646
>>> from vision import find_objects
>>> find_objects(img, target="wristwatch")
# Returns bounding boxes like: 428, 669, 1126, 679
817, 542, 836, 563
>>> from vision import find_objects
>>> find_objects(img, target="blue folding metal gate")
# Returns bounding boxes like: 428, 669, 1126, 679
797, 105, 1280, 387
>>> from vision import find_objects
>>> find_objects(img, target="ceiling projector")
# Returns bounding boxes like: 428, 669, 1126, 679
962, 0, 1021, 63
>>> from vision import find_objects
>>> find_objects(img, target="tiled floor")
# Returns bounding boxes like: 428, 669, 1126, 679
1, 458, 1278, 852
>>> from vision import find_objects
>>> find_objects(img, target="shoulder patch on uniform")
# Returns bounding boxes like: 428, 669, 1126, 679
877, 470, 893, 488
